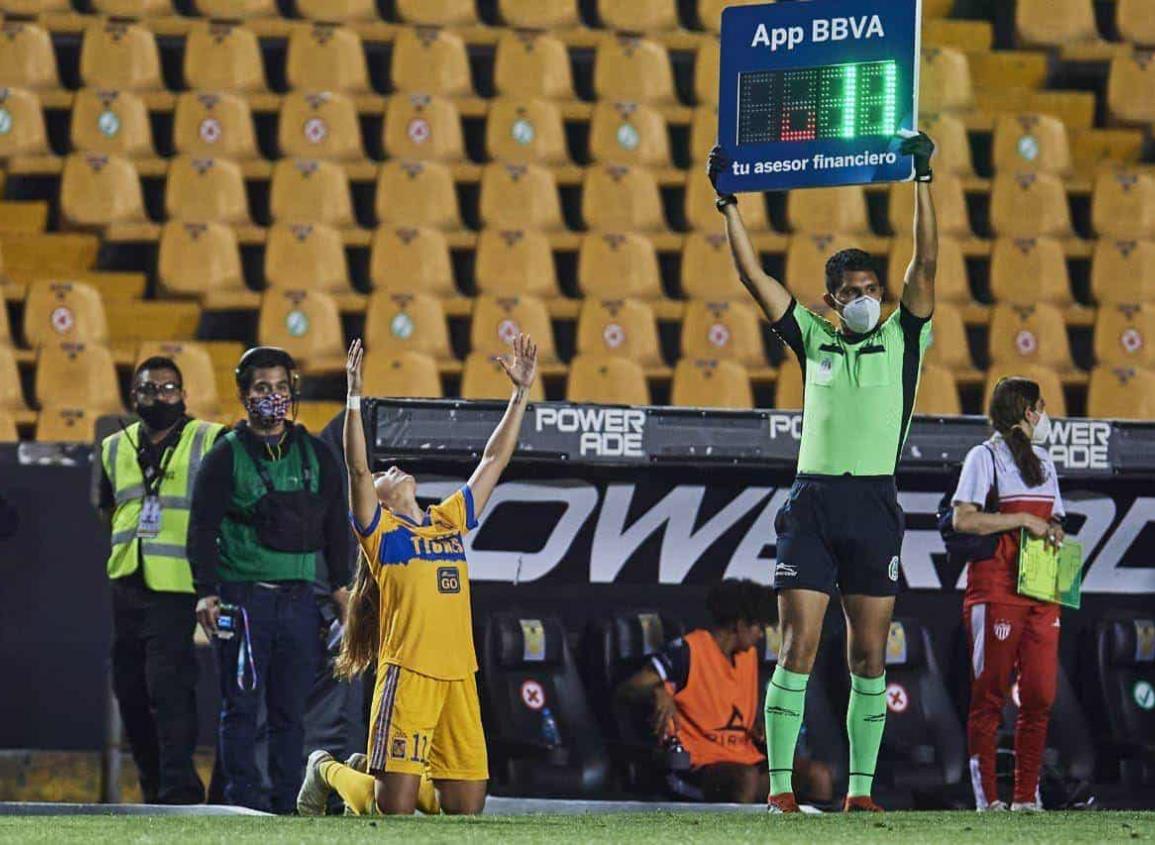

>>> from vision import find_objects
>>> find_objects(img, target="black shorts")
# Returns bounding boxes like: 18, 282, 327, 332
773, 474, 905, 597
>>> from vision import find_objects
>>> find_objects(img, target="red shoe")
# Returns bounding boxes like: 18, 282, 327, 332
766, 792, 800, 814
843, 795, 884, 812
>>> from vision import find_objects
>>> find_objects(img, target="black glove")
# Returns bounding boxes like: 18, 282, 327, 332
706, 144, 736, 201
899, 131, 935, 182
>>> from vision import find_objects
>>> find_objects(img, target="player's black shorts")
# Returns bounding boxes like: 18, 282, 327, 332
772, 474, 905, 597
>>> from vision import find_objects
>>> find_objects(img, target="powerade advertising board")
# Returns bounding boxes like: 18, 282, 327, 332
715, 0, 922, 194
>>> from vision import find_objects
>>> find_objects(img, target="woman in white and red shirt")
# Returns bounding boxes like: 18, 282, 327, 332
951, 377, 1066, 813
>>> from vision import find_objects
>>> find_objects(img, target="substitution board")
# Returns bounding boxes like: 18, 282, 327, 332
715, 0, 922, 194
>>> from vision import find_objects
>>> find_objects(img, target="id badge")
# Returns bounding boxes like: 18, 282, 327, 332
137, 495, 163, 539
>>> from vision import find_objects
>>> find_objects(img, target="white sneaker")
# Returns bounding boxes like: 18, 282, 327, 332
978, 800, 1009, 812
297, 749, 335, 816
343, 753, 369, 816
1011, 800, 1044, 813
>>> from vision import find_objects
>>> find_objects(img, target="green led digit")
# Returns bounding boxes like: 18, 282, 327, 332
841, 63, 858, 138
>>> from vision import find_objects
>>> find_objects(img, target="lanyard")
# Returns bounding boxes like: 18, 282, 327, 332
236, 607, 258, 692
127, 420, 186, 498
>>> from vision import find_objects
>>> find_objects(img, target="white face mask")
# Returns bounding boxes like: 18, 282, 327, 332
840, 295, 881, 335
1030, 411, 1051, 445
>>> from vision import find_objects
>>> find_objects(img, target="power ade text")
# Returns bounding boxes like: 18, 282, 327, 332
534, 406, 646, 458
752, 16, 886, 52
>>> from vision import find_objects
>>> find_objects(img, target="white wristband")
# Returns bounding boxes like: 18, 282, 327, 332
347, 396, 361, 411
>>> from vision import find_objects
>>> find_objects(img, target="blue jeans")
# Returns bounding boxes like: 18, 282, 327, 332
215, 581, 322, 814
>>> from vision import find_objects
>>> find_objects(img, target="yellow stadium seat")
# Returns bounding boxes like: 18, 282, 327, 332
681, 299, 766, 369
578, 232, 662, 301
35, 342, 122, 412
788, 187, 870, 236
23, 279, 108, 348
470, 295, 559, 363
583, 164, 666, 233
257, 289, 346, 373
0, 87, 49, 158
369, 226, 457, 298
474, 229, 560, 300
1118, 0, 1155, 48
1087, 365, 1155, 420
172, 91, 260, 161
1092, 169, 1155, 240
375, 160, 461, 231
783, 234, 859, 313
80, 21, 163, 93
383, 93, 464, 163
157, 221, 249, 302
698, 0, 766, 34
685, 170, 771, 233
1016, 0, 1099, 47
600, 0, 678, 33
286, 24, 371, 94
889, 175, 972, 240
924, 302, 977, 375
136, 341, 222, 420
460, 351, 546, 401
361, 350, 443, 398
0, 411, 16, 442
1107, 54, 1155, 126
493, 30, 574, 101
363, 291, 452, 362
567, 354, 650, 405
588, 101, 671, 168
277, 91, 364, 162
497, 0, 579, 29
271, 158, 355, 227
165, 156, 251, 225
992, 114, 1072, 176
594, 35, 677, 106
36, 407, 104, 442
294, 400, 342, 431
194, 0, 278, 18
93, 0, 172, 14
479, 162, 564, 232
920, 47, 974, 115
396, 0, 476, 26
889, 237, 972, 307
60, 153, 147, 230
989, 172, 1072, 239
0, 23, 60, 91
773, 353, 803, 410
982, 363, 1067, 417
682, 231, 746, 301
264, 222, 353, 301
689, 105, 718, 164
989, 238, 1073, 306
919, 112, 975, 178
184, 22, 268, 94
695, 38, 719, 107
0, 345, 31, 423
0, 0, 69, 13
988, 303, 1075, 373
1092, 239, 1155, 304
485, 98, 568, 166
671, 358, 753, 410
70, 89, 154, 160
576, 298, 663, 368
914, 363, 961, 416
1094, 303, 1155, 368
296, 0, 376, 22
390, 27, 472, 99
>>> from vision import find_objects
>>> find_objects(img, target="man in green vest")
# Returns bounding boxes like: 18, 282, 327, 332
95, 355, 225, 804
188, 347, 350, 814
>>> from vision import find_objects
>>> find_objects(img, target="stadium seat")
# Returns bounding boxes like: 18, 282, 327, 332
0, 346, 32, 424
470, 295, 558, 363
989, 172, 1072, 239
773, 352, 803, 409
70, 89, 154, 161
60, 153, 147, 230
295, 0, 376, 22
919, 112, 975, 178
567, 354, 650, 405
485, 98, 569, 166
277, 91, 364, 162
577, 232, 662, 301
889, 175, 972, 240
395, 0, 476, 26
684, 171, 771, 234
460, 352, 546, 401
988, 302, 1075, 373
788, 187, 870, 236
992, 114, 1073, 176
156, 221, 250, 303
1118, 0, 1155, 48
479, 162, 565, 232
474, 229, 561, 300
271, 158, 355, 228
165, 156, 251, 225
989, 238, 1073, 306
294, 400, 342, 432
923, 302, 978, 376
136, 341, 222, 421
594, 36, 677, 106
1092, 239, 1155, 304
375, 160, 461, 231
919, 47, 974, 115
0, 0, 69, 15
1016, 0, 1099, 48
694, 38, 719, 106
671, 360, 755, 414
0, 23, 59, 91
889, 237, 972, 307
360, 350, 443, 398
263, 222, 354, 302
172, 92, 260, 161
688, 105, 718, 163
914, 364, 962, 416
369, 226, 457, 299
0, 411, 16, 442
1092, 170, 1155, 240
783, 234, 859, 312
680, 299, 767, 370
698, 0, 765, 33
383, 93, 465, 163
588, 101, 671, 169
1087, 366, 1155, 420
583, 165, 666, 233
257, 289, 345, 373
681, 231, 746, 302
286, 24, 371, 95
363, 291, 453, 363
493, 30, 575, 101
193, 0, 278, 18
598, 0, 678, 33
93, 0, 172, 14
183, 22, 268, 94
982, 363, 1068, 417
390, 27, 472, 99
1094, 303, 1155, 368
23, 279, 109, 349
1107, 55, 1155, 127
36, 408, 102, 443
35, 342, 123, 413
576, 298, 663, 368
1094, 615, 1155, 785
498, 0, 579, 30
0, 87, 50, 159
80, 21, 163, 93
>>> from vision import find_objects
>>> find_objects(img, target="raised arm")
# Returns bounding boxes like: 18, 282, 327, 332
343, 339, 378, 532
708, 146, 793, 323
899, 133, 938, 319
468, 333, 537, 515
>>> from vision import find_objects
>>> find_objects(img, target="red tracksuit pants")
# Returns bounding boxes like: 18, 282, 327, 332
964, 600, 1060, 807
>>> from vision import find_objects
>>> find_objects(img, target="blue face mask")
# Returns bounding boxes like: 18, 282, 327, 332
840, 295, 881, 334
246, 393, 291, 426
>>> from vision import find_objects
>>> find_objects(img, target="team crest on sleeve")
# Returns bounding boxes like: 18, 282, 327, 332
390, 736, 408, 759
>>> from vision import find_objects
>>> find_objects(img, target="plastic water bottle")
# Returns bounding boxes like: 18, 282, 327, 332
541, 707, 561, 748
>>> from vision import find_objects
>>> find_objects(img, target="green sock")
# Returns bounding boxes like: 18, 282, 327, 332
764, 665, 809, 795
846, 672, 887, 798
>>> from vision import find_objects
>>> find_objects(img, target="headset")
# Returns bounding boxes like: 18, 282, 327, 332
235, 347, 301, 416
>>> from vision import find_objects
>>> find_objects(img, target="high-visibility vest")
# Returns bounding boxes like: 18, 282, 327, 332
101, 419, 224, 593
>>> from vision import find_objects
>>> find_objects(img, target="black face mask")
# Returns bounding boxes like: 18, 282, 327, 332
137, 400, 186, 432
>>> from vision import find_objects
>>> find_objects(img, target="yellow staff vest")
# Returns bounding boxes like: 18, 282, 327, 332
101, 419, 224, 593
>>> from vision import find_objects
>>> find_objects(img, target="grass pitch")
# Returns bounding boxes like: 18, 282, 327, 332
0, 811, 1152, 844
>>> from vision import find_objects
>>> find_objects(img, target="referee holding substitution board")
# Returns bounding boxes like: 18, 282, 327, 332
707, 131, 938, 813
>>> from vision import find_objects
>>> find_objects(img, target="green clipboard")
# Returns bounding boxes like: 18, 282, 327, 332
1017, 530, 1083, 609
